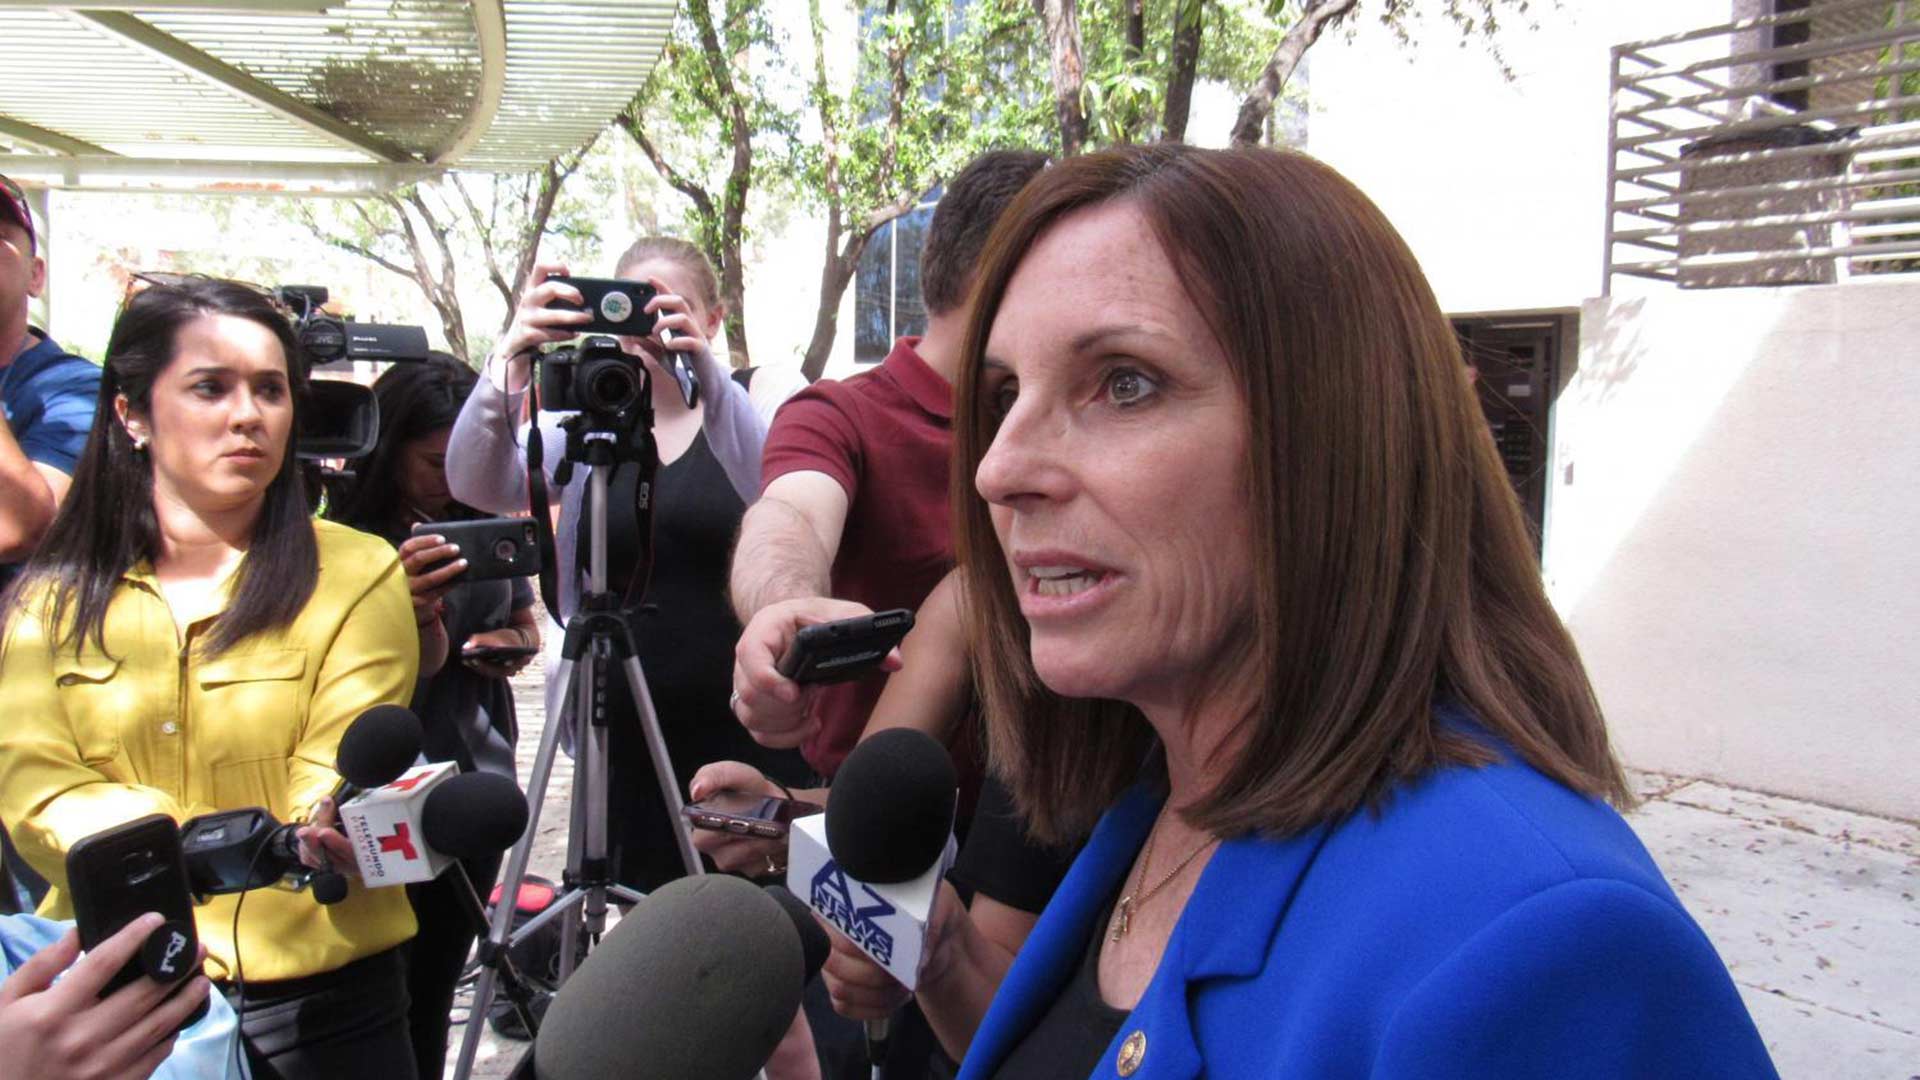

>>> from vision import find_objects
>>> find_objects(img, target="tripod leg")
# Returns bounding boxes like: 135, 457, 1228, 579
451, 654, 579, 1080
448, 863, 542, 1037
619, 655, 704, 878
558, 644, 596, 981
575, 649, 614, 959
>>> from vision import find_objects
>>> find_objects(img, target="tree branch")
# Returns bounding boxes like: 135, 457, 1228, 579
302, 205, 413, 279
453, 174, 513, 311
618, 104, 719, 225
1230, 0, 1357, 146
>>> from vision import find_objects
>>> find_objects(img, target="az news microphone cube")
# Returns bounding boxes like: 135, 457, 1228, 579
787, 813, 957, 990
339, 760, 456, 886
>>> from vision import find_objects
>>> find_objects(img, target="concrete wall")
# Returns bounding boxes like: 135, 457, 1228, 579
1548, 280, 1920, 821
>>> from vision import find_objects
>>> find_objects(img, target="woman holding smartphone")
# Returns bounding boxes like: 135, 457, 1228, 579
447, 238, 809, 895
0, 276, 421, 1078
325, 353, 538, 1077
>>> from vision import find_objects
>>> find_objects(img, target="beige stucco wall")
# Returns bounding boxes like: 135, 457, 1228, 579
1303, 4, 1919, 821
1549, 280, 1920, 821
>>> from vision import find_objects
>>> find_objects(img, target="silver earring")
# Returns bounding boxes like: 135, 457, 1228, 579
131, 436, 148, 453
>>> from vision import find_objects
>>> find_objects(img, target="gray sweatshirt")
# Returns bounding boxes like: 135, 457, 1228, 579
445, 347, 768, 622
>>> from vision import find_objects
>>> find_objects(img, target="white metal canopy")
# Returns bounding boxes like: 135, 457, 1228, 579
0, 0, 677, 194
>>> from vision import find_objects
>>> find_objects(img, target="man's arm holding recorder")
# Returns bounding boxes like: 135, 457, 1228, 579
728, 470, 881, 750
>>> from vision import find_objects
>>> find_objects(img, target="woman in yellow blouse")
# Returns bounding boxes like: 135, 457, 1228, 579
0, 276, 421, 1078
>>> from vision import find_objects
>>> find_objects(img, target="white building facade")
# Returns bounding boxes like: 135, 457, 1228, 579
1304, 0, 1919, 821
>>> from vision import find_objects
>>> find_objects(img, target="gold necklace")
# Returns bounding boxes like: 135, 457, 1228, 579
1110, 816, 1219, 942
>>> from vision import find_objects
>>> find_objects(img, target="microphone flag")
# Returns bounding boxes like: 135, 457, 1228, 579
788, 811, 956, 990
339, 760, 459, 886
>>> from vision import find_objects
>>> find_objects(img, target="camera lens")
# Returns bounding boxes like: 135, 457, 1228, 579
577, 357, 641, 414
492, 538, 518, 562
300, 317, 347, 363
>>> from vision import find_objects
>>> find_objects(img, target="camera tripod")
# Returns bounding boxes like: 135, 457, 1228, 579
451, 399, 707, 1080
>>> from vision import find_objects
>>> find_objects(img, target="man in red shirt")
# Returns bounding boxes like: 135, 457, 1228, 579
727, 150, 1048, 779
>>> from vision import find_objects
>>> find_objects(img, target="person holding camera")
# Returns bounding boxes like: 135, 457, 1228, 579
0, 275, 422, 1078
446, 238, 809, 896
324, 353, 538, 1078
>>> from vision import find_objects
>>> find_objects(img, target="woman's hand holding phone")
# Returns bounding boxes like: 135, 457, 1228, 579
398, 532, 465, 626
462, 627, 538, 679
0, 916, 211, 1080
491, 262, 591, 392
687, 762, 803, 877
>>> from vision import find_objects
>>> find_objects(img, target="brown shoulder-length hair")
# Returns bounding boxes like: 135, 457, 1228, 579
952, 144, 1630, 845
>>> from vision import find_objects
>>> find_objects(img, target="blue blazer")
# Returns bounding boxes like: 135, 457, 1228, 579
959, 752, 1777, 1079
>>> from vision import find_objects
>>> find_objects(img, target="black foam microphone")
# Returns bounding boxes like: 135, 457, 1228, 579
817, 728, 959, 1073
532, 875, 814, 1080
826, 728, 958, 883
421, 771, 530, 860
334, 703, 425, 794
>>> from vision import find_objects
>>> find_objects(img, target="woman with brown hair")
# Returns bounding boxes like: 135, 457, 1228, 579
940, 145, 1775, 1078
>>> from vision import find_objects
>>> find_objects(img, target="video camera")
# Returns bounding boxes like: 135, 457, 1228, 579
278, 284, 430, 461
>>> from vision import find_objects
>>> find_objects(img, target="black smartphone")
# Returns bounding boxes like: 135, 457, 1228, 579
411, 517, 542, 583
66, 814, 199, 997
548, 275, 659, 338
464, 643, 540, 663
682, 790, 824, 839
776, 609, 915, 685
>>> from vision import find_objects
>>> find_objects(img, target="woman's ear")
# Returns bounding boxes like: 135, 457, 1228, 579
113, 394, 149, 448
705, 303, 727, 339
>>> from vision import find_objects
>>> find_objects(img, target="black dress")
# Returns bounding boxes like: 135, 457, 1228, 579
602, 430, 810, 892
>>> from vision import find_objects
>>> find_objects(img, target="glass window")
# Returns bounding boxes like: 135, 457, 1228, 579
853, 202, 937, 363
854, 219, 895, 365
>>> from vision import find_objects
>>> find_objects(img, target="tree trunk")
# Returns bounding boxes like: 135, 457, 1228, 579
801, 189, 918, 381
383, 192, 470, 363
691, 0, 755, 368
504, 159, 570, 322
1034, 0, 1087, 155
1163, 0, 1204, 143
801, 235, 867, 383
1230, 0, 1356, 146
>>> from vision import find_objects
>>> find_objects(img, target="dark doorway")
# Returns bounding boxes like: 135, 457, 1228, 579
1452, 313, 1575, 558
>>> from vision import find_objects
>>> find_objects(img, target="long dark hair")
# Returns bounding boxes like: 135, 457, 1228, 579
325, 352, 478, 541
954, 145, 1629, 843
3, 276, 316, 660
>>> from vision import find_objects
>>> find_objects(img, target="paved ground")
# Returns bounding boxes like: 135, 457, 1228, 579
449, 672, 1920, 1079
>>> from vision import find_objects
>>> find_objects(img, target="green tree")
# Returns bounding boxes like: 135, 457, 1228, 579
796, 0, 1052, 379
617, 0, 802, 367
1036, 0, 1537, 150
295, 143, 597, 365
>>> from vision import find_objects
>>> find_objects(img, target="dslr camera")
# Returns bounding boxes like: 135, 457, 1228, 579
539, 335, 647, 420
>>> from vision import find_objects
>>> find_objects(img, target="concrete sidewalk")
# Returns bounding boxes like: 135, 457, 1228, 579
452, 673, 1920, 1078
1625, 771, 1918, 1078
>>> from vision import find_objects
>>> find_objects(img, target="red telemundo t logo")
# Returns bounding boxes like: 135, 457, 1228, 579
378, 822, 419, 861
